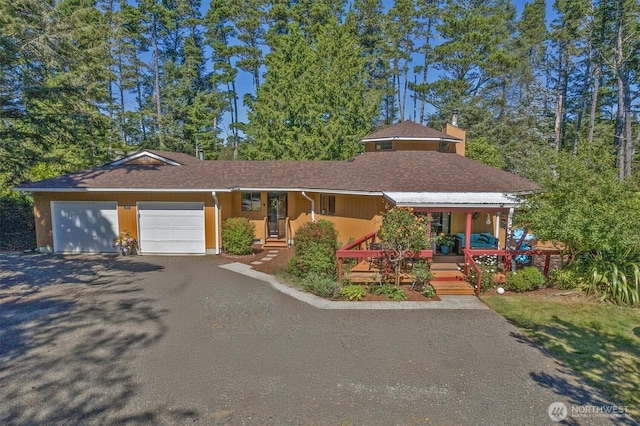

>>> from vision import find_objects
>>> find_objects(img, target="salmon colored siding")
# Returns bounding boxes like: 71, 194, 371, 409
33, 193, 53, 249
364, 141, 446, 152
444, 123, 466, 156
34, 192, 219, 251
34, 190, 506, 254
449, 212, 504, 247
450, 213, 495, 235
123, 156, 167, 165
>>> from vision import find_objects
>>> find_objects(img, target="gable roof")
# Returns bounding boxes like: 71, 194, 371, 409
361, 120, 462, 143
14, 150, 539, 200
109, 149, 204, 166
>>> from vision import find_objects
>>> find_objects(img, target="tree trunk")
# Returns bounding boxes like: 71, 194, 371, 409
117, 54, 127, 145
614, 11, 625, 180
587, 66, 600, 146
623, 81, 633, 178
554, 94, 562, 152
419, 18, 433, 125
152, 15, 163, 149
573, 36, 593, 156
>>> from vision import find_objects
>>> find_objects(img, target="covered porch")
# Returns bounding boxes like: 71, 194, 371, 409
337, 200, 561, 296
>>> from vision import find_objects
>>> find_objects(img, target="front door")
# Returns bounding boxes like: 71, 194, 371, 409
267, 193, 287, 238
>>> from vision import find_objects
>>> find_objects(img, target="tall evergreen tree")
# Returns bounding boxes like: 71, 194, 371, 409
243, 19, 380, 160
385, 0, 415, 122
429, 0, 518, 125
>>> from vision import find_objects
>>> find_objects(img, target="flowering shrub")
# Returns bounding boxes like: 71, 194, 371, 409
434, 233, 455, 247
467, 254, 498, 293
113, 230, 138, 254
377, 207, 429, 286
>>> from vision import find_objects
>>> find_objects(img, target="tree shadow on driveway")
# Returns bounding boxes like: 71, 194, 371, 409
509, 331, 638, 425
0, 253, 198, 424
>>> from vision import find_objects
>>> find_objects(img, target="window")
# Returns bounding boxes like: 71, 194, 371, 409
438, 141, 451, 152
320, 194, 335, 215
242, 192, 261, 212
375, 141, 392, 150
431, 212, 451, 234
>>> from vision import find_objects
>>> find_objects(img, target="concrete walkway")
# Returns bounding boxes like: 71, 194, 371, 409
222, 261, 488, 310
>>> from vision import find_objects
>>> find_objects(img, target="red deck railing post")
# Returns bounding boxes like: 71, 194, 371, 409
544, 254, 551, 276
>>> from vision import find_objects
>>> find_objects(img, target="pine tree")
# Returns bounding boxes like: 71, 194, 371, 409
243, 19, 380, 160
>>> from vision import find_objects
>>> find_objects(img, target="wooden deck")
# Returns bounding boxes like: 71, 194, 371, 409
344, 258, 474, 296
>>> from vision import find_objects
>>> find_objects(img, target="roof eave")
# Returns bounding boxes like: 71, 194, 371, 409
361, 137, 461, 143
13, 186, 384, 196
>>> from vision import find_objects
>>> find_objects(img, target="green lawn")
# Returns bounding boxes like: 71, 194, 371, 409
482, 293, 640, 420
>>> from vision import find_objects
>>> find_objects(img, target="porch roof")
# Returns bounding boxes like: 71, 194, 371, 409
383, 192, 523, 208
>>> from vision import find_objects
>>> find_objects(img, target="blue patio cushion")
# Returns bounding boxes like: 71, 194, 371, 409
456, 233, 497, 248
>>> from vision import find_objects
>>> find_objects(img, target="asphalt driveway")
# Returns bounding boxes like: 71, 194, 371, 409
0, 253, 634, 425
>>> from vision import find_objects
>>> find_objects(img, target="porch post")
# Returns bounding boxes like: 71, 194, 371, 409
426, 212, 432, 243
465, 212, 472, 251
506, 207, 515, 271
544, 255, 551, 276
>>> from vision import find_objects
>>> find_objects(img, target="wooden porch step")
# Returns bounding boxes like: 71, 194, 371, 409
430, 279, 475, 295
430, 262, 463, 271
431, 270, 466, 281
432, 255, 463, 263
263, 238, 288, 248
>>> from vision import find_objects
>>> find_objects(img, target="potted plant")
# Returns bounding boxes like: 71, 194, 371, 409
113, 230, 138, 255
434, 233, 455, 255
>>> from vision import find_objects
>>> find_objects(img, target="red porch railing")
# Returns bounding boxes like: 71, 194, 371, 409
463, 248, 562, 296
336, 232, 433, 282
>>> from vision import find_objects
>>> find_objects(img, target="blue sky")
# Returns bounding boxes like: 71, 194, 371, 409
123, 1, 559, 135
210, 0, 558, 133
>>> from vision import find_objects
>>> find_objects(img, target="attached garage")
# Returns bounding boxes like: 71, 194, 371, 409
51, 201, 119, 253
137, 202, 206, 254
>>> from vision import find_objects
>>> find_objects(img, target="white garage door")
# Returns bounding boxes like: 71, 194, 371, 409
138, 202, 205, 254
51, 201, 119, 253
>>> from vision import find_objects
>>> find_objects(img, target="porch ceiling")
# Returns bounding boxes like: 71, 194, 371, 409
383, 191, 523, 208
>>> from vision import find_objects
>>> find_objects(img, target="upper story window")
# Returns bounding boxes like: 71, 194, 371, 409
242, 192, 261, 212
375, 141, 392, 150
320, 194, 336, 215
438, 141, 451, 152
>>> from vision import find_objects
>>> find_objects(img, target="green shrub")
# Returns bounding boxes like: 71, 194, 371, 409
583, 262, 640, 306
504, 266, 546, 292
551, 268, 583, 290
412, 261, 433, 286
222, 217, 255, 255
301, 273, 341, 298
288, 220, 338, 278
584, 250, 640, 306
339, 284, 367, 301
371, 284, 407, 301
422, 284, 436, 299
0, 194, 36, 251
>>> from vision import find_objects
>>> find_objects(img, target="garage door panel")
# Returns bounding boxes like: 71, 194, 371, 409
138, 202, 205, 254
52, 202, 119, 253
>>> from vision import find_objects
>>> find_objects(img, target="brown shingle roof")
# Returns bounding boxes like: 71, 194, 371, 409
15, 151, 539, 194
361, 120, 462, 142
